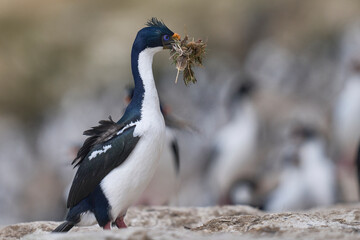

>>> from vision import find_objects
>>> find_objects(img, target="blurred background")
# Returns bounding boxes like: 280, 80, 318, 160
1, 0, 360, 225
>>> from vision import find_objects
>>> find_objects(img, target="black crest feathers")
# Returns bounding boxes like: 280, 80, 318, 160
146, 17, 170, 31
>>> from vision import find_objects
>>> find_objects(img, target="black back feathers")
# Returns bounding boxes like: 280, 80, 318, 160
72, 116, 124, 167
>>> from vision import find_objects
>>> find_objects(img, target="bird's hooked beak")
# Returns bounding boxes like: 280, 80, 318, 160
172, 33, 181, 41
163, 33, 181, 49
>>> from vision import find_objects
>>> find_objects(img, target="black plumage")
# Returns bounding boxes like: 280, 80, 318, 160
170, 139, 180, 174
72, 116, 124, 167
67, 121, 140, 208
52, 222, 74, 233
146, 18, 171, 32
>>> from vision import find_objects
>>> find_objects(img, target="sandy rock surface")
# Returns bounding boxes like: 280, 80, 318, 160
1, 205, 360, 240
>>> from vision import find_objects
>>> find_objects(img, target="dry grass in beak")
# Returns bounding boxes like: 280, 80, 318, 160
170, 35, 207, 86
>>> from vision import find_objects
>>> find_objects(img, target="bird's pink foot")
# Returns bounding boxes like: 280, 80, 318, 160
115, 216, 127, 228
103, 221, 111, 230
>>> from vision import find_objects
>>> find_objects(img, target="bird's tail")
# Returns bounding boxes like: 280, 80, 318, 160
52, 221, 75, 233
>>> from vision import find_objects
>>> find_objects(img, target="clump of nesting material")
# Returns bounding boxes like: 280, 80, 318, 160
170, 35, 206, 86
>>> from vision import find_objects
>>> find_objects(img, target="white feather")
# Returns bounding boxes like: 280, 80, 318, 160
77, 211, 97, 226
117, 121, 138, 135
88, 145, 112, 160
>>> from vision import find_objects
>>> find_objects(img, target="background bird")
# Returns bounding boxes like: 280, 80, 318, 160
333, 23, 360, 202
207, 78, 259, 205
265, 125, 336, 211
333, 60, 360, 201
53, 18, 180, 232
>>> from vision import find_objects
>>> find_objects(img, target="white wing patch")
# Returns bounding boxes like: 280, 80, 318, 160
89, 144, 112, 160
117, 121, 138, 135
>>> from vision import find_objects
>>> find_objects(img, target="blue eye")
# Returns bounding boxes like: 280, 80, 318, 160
163, 35, 170, 41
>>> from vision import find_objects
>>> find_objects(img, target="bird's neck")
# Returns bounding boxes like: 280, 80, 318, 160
122, 46, 162, 123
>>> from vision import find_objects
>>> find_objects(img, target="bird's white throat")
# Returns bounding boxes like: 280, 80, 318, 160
138, 47, 162, 109
135, 46, 163, 136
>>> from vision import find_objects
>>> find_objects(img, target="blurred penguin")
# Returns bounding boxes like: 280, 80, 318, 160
227, 178, 265, 208
265, 126, 336, 211
333, 61, 360, 201
207, 78, 259, 205
334, 60, 360, 158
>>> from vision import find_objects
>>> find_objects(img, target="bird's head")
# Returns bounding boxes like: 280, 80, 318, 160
133, 18, 180, 51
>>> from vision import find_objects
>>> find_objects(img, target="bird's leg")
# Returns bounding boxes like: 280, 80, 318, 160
103, 221, 112, 230
115, 216, 127, 228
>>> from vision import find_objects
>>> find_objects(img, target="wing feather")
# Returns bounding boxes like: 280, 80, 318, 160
66, 116, 140, 208
72, 116, 124, 167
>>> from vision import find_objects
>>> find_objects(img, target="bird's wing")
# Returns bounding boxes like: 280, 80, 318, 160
72, 116, 124, 167
67, 116, 140, 208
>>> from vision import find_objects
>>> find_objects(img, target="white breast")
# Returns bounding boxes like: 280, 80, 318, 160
137, 128, 178, 205
100, 47, 165, 220
101, 124, 165, 219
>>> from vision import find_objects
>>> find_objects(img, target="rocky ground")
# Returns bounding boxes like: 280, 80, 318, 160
1, 205, 360, 240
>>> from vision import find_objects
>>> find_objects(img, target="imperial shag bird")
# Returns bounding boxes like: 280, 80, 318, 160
207, 79, 259, 205
333, 60, 360, 202
265, 126, 335, 211
125, 87, 180, 205
53, 18, 180, 232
